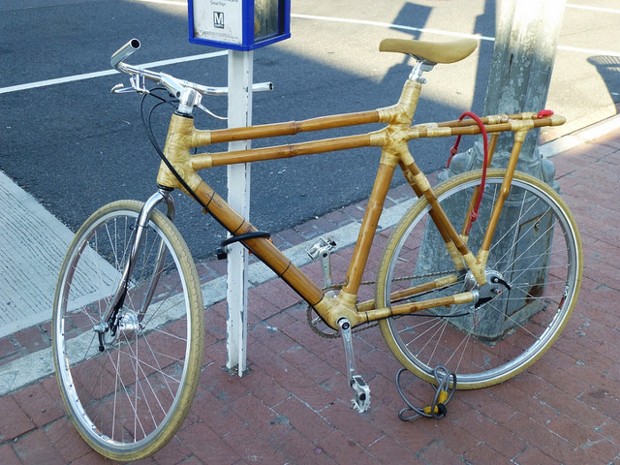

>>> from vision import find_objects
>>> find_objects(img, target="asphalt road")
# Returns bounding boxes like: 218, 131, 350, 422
1, 0, 619, 260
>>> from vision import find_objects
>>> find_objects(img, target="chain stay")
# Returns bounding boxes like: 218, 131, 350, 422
306, 269, 454, 338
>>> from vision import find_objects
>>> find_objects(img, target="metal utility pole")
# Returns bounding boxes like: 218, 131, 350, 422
426, 0, 568, 340
449, 0, 567, 182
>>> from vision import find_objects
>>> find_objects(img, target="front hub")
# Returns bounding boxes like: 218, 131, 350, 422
94, 309, 142, 351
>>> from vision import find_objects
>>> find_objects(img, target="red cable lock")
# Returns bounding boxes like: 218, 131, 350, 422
447, 112, 489, 234
537, 109, 554, 118
447, 109, 554, 234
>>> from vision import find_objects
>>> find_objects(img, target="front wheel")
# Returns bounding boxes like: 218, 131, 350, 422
377, 169, 582, 389
52, 200, 204, 461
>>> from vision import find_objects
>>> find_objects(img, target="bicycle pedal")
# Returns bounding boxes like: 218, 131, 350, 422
307, 237, 336, 260
307, 237, 337, 288
350, 375, 371, 413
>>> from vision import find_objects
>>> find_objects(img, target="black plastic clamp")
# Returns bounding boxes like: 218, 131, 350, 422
216, 231, 271, 260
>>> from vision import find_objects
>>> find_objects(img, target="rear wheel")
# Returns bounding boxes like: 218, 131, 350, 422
52, 200, 204, 461
377, 170, 582, 388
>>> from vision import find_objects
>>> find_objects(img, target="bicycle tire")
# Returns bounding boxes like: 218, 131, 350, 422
376, 169, 582, 389
52, 200, 204, 461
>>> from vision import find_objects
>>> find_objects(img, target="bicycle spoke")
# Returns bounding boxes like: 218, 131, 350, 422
53, 201, 203, 460
378, 171, 581, 388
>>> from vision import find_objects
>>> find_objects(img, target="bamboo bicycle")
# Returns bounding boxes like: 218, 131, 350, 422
52, 37, 582, 461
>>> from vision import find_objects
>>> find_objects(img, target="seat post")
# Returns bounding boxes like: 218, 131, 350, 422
409, 60, 435, 83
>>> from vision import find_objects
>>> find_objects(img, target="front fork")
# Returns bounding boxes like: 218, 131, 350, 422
95, 189, 175, 350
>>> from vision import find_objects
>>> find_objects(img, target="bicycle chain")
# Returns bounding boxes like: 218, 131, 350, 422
306, 270, 454, 339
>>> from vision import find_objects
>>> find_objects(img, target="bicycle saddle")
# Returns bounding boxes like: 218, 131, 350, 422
379, 38, 477, 64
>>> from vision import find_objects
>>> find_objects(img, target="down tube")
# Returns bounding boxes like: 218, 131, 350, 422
193, 180, 325, 306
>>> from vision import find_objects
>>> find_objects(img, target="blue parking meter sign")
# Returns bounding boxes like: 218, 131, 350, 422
188, 0, 291, 51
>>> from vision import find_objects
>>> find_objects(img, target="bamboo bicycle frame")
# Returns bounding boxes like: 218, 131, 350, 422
155, 77, 566, 331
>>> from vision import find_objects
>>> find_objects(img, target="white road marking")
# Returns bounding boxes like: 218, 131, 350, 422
0, 50, 227, 95
291, 13, 620, 58
3, 3, 619, 96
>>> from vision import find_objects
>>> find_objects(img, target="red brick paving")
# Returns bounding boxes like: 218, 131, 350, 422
1, 127, 620, 464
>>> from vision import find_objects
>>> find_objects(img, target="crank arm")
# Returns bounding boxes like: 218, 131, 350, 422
339, 318, 371, 413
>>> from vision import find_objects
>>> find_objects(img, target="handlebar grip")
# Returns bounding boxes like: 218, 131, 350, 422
111, 39, 141, 70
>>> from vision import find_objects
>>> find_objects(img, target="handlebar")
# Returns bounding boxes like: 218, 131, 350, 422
111, 38, 141, 70
111, 38, 272, 102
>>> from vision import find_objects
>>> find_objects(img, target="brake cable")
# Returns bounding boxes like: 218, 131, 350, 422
139, 90, 210, 212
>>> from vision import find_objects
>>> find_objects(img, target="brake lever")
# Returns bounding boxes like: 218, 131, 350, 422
111, 83, 135, 94
110, 75, 149, 95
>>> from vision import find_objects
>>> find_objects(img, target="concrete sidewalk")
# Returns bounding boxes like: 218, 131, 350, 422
1, 122, 619, 465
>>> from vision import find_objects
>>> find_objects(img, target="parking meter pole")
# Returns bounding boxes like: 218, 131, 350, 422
188, 0, 291, 376
226, 50, 253, 376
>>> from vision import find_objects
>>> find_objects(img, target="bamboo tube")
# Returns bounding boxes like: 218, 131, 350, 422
388, 274, 459, 305
192, 180, 325, 306
402, 160, 469, 256
407, 114, 565, 141
205, 110, 381, 145
342, 162, 395, 296
361, 291, 476, 322
191, 134, 374, 170
478, 131, 526, 260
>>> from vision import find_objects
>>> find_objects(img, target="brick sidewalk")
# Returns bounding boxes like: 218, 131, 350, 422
1, 129, 619, 465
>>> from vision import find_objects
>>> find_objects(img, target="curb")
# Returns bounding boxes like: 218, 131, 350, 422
540, 113, 620, 158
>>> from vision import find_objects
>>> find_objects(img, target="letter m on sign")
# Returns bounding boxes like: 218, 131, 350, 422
213, 11, 225, 29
